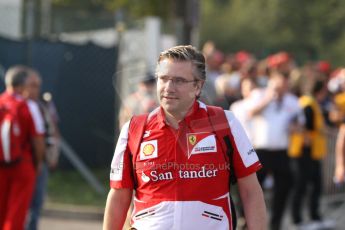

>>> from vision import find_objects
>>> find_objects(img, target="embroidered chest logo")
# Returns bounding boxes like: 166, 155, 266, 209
143, 143, 155, 156
143, 130, 151, 138
140, 140, 158, 160
186, 132, 217, 158
188, 134, 197, 145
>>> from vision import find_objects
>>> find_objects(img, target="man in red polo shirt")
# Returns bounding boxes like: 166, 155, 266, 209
0, 66, 45, 230
103, 46, 267, 230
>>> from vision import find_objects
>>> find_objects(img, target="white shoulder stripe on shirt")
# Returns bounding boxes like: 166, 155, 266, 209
26, 100, 45, 134
110, 121, 130, 181
224, 110, 259, 168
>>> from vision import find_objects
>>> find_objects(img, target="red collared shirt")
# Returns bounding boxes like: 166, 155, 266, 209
110, 101, 261, 230
0, 91, 45, 162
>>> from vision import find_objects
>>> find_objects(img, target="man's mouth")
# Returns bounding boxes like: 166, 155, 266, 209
162, 95, 178, 100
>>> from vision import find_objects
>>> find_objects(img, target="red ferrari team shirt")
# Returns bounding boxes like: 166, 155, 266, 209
110, 101, 262, 230
1, 92, 45, 162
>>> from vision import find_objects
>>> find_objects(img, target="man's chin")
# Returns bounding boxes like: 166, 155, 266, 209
162, 103, 175, 111
162, 103, 178, 113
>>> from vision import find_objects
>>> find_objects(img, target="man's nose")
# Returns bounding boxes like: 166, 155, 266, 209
165, 79, 175, 89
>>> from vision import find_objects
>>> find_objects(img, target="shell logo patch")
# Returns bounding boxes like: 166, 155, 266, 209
143, 143, 155, 156
140, 140, 158, 160
186, 132, 217, 158
188, 135, 197, 146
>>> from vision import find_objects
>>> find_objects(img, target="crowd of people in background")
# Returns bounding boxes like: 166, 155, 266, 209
199, 41, 345, 230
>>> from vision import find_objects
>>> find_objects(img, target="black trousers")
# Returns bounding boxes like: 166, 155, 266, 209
291, 147, 322, 224
256, 149, 293, 230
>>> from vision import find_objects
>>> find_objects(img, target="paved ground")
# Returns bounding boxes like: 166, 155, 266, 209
40, 217, 102, 230
38, 193, 345, 230
280, 193, 345, 230
39, 203, 103, 230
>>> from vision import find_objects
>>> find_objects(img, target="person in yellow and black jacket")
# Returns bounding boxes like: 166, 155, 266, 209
289, 80, 331, 228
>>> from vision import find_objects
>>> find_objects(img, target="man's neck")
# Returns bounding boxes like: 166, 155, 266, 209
6, 87, 22, 96
164, 102, 196, 129
165, 112, 183, 129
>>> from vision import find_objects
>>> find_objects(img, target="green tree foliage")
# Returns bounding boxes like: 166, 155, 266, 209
52, 0, 345, 65
200, 0, 345, 66
52, 0, 174, 20
109, 0, 174, 20
52, 0, 107, 10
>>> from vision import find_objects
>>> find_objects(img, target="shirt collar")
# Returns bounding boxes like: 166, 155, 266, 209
156, 100, 201, 129
4, 90, 23, 100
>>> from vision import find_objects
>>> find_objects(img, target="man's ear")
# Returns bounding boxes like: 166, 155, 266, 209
195, 80, 204, 97
196, 80, 204, 90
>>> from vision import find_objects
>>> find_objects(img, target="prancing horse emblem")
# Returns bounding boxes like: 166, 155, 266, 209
188, 135, 197, 145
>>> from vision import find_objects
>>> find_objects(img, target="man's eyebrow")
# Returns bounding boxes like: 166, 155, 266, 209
157, 75, 187, 79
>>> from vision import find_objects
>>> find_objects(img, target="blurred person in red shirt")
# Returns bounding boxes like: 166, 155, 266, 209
0, 66, 45, 230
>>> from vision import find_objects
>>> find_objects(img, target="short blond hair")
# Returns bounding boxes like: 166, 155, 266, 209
5, 65, 34, 88
157, 45, 206, 81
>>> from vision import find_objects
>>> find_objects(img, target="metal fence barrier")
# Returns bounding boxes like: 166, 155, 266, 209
323, 129, 345, 196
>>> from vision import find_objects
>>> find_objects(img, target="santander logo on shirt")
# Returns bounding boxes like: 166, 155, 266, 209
138, 132, 220, 184
140, 166, 219, 183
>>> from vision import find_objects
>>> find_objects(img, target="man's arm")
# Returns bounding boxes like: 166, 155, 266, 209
247, 89, 274, 117
103, 188, 133, 230
24, 100, 46, 170
31, 136, 46, 170
335, 123, 345, 183
237, 173, 267, 230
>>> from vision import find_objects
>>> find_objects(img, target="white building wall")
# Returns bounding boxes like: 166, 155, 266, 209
0, 0, 23, 39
